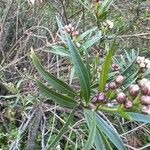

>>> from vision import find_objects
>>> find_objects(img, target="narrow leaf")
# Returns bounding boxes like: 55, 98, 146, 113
65, 34, 91, 104
36, 80, 78, 108
76, 27, 98, 41
95, 129, 105, 150
30, 49, 76, 97
99, 39, 116, 92
81, 32, 101, 50
96, 113, 126, 150
127, 112, 150, 123
45, 45, 69, 57
84, 110, 96, 150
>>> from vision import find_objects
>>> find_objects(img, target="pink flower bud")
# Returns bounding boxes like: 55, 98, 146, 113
124, 100, 133, 109
72, 31, 79, 36
111, 64, 120, 71
141, 95, 150, 105
141, 82, 150, 95
116, 92, 126, 103
66, 27, 71, 32
115, 75, 124, 85
139, 78, 148, 87
129, 84, 140, 97
63, 25, 68, 31
97, 93, 106, 102
137, 56, 142, 64
139, 62, 146, 68
68, 23, 72, 29
141, 105, 150, 114
92, 95, 98, 103
71, 27, 75, 32
108, 82, 117, 90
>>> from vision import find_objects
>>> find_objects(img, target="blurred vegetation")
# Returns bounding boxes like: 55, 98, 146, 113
0, 0, 150, 149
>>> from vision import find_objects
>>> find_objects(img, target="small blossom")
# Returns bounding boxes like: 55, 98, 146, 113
111, 64, 120, 71
129, 84, 140, 97
139, 62, 146, 68
72, 31, 79, 36
137, 56, 142, 64
141, 105, 150, 114
68, 23, 72, 29
97, 93, 106, 102
141, 95, 150, 105
66, 27, 71, 32
139, 78, 148, 87
146, 63, 150, 69
139, 56, 145, 62
145, 59, 150, 64
71, 27, 75, 32
141, 82, 150, 95
116, 92, 126, 103
92, 95, 98, 103
108, 82, 117, 90
124, 100, 133, 109
115, 75, 124, 85
106, 20, 114, 29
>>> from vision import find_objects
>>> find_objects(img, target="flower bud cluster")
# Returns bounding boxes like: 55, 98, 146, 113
139, 78, 150, 114
108, 75, 125, 90
62, 24, 79, 36
116, 92, 133, 109
136, 56, 150, 69
92, 92, 106, 104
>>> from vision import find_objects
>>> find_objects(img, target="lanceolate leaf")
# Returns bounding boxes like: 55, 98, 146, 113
98, 0, 113, 17
36, 80, 78, 108
99, 39, 116, 92
76, 27, 98, 42
48, 108, 76, 148
81, 32, 101, 50
30, 49, 76, 97
127, 112, 150, 123
46, 45, 69, 57
95, 129, 105, 150
84, 110, 96, 150
96, 113, 126, 150
65, 34, 91, 104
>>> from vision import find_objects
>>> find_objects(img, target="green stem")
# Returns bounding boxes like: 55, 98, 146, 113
96, 105, 118, 113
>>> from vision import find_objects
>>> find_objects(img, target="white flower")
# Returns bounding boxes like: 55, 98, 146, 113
146, 63, 150, 69
139, 62, 146, 68
106, 20, 114, 29
145, 59, 150, 64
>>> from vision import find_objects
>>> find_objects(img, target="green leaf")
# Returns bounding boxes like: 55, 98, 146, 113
127, 112, 150, 123
65, 34, 91, 104
48, 108, 76, 148
76, 27, 98, 41
36, 80, 78, 108
95, 129, 105, 150
81, 32, 101, 50
45, 45, 69, 57
56, 16, 66, 43
97, 129, 113, 150
96, 113, 126, 150
99, 39, 116, 92
98, 0, 113, 20
30, 49, 76, 97
98, 0, 113, 16
84, 110, 96, 150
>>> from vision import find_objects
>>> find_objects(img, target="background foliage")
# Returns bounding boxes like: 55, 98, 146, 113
0, 0, 150, 149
